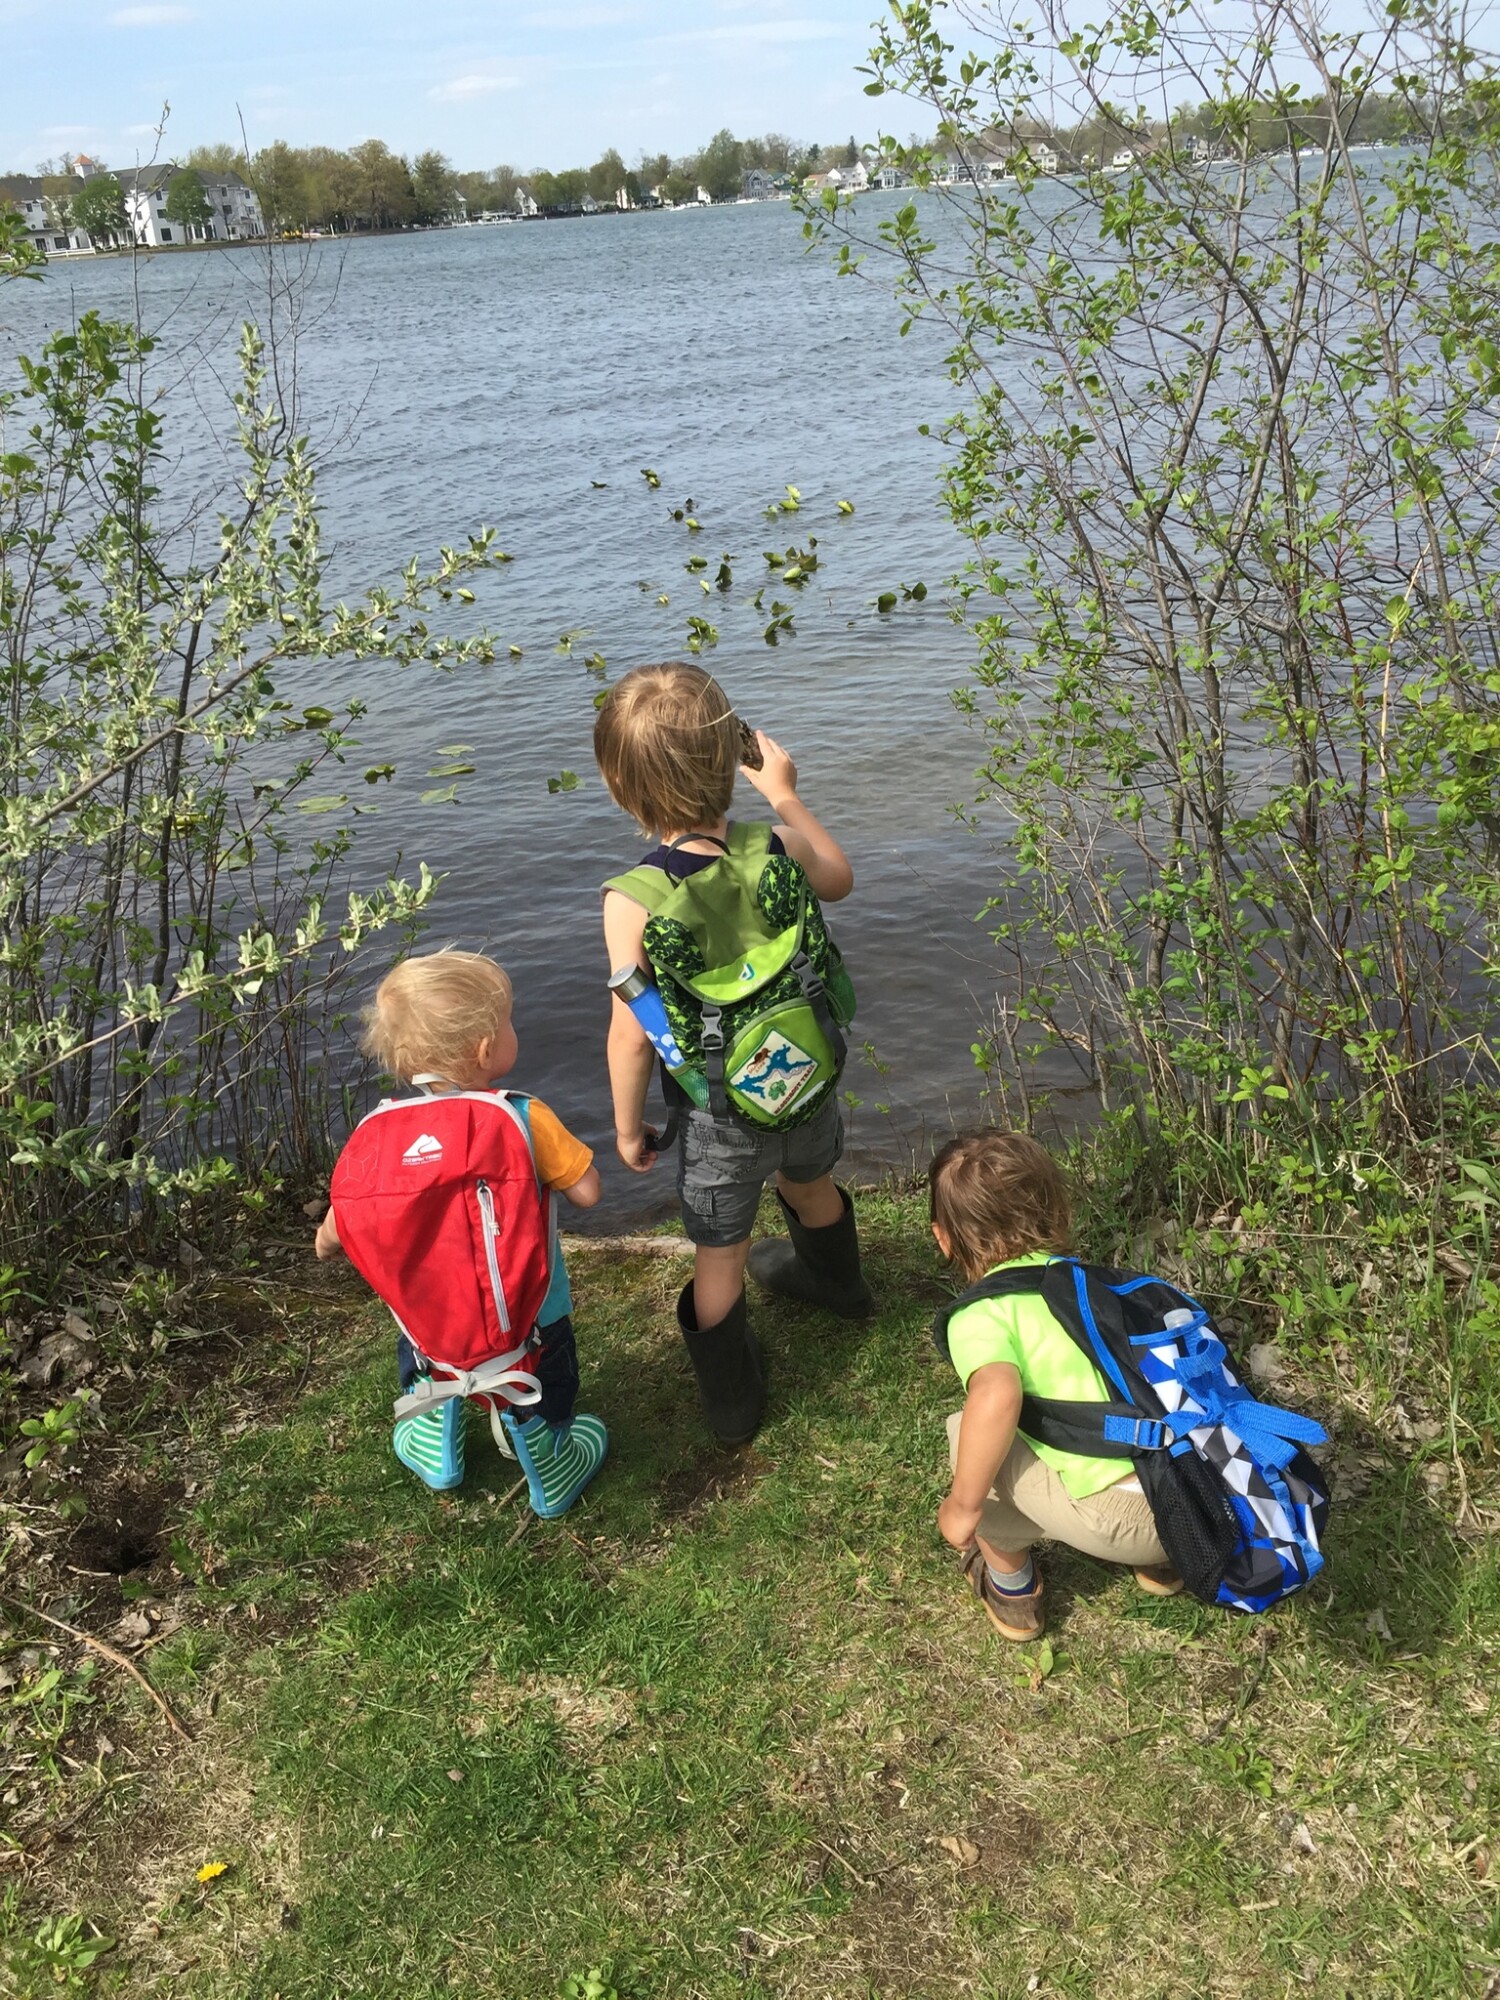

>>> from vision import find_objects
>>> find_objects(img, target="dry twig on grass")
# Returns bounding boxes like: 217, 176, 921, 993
0, 1592, 193, 1742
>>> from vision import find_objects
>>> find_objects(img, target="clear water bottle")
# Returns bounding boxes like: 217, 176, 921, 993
607, 965, 709, 1107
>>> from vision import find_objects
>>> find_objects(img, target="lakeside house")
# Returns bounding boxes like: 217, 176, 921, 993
120, 165, 264, 247
802, 160, 871, 197
0, 160, 264, 253
0, 174, 93, 255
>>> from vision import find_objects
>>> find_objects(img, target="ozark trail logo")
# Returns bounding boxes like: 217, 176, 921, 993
402, 1134, 443, 1166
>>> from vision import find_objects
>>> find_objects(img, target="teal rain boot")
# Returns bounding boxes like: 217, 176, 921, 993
394, 1395, 465, 1491
500, 1410, 609, 1519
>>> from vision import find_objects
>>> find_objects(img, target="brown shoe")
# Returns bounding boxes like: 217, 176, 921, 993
961, 1546, 1046, 1641
1133, 1563, 1184, 1598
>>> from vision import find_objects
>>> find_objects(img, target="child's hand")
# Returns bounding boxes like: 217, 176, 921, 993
616, 1126, 659, 1174
937, 1493, 983, 1552
741, 731, 797, 806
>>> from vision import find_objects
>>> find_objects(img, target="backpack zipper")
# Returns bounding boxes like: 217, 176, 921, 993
475, 1180, 511, 1334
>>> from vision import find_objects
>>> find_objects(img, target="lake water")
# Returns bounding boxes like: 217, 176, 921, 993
1, 200, 1042, 1222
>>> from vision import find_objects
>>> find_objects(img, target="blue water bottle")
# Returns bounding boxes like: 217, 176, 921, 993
607, 965, 709, 1108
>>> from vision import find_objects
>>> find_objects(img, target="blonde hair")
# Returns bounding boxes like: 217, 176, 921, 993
361, 952, 512, 1082
593, 660, 739, 835
929, 1131, 1074, 1280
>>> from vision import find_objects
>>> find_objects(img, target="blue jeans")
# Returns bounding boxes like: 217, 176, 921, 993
396, 1316, 579, 1429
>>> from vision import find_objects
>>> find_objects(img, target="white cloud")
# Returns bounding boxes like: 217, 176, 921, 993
427, 73, 519, 102
109, 5, 196, 23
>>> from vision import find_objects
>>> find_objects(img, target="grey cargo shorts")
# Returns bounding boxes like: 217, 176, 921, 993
675, 1094, 844, 1247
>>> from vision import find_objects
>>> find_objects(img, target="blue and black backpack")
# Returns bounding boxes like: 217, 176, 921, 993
933, 1258, 1331, 1612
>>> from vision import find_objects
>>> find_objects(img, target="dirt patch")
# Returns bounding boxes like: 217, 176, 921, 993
970, 1800, 1046, 1886
69, 1473, 178, 1580
463, 1668, 635, 1757
655, 1445, 772, 1521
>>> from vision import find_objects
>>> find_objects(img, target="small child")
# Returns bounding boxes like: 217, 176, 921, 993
595, 661, 872, 1446
315, 952, 608, 1518
929, 1131, 1183, 1641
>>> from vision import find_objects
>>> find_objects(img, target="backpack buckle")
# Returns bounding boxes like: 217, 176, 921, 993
1102, 1413, 1166, 1451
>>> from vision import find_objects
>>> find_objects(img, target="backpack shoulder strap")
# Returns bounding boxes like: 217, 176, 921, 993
726, 821, 774, 861
930, 1264, 1053, 1365
602, 862, 674, 915
931, 1259, 1150, 1459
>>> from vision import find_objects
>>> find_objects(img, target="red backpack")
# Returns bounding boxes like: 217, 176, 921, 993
330, 1090, 553, 1374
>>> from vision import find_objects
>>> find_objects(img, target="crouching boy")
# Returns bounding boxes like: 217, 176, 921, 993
929, 1132, 1183, 1640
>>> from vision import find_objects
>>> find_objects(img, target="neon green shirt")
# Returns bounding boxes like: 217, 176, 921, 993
945, 1252, 1129, 1501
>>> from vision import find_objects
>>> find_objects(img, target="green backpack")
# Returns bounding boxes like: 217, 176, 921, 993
604, 823, 857, 1130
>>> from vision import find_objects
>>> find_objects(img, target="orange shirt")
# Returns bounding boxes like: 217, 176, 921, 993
526, 1099, 593, 1193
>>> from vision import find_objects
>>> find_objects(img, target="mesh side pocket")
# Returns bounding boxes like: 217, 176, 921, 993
1141, 1449, 1241, 1604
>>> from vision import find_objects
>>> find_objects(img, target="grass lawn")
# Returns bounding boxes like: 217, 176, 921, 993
3, 1189, 1497, 1998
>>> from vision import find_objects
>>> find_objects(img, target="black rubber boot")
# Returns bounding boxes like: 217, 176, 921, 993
675, 1282, 766, 1446
746, 1186, 874, 1320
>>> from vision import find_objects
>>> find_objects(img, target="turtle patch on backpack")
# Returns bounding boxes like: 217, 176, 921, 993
729, 1030, 819, 1111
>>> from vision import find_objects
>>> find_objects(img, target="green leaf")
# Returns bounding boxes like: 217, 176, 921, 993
547, 770, 581, 794
875, 591, 898, 613
641, 467, 660, 487
426, 762, 475, 778
437, 743, 474, 755
297, 795, 348, 814
837, 498, 855, 514
420, 784, 460, 806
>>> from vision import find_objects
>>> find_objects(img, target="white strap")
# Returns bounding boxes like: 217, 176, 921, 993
392, 1355, 542, 1425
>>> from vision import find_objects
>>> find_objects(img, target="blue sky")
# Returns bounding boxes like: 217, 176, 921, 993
0, 1, 889, 175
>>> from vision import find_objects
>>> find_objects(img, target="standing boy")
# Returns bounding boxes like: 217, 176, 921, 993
595, 661, 873, 1446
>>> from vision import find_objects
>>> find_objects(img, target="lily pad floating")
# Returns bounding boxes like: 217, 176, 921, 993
548, 770, 581, 794
641, 468, 661, 488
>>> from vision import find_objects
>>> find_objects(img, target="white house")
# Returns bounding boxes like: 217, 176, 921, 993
0, 174, 93, 255
1108, 148, 1136, 172
515, 186, 540, 219
116, 164, 264, 248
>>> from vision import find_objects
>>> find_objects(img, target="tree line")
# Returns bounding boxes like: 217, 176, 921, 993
179, 129, 865, 232
978, 83, 1434, 168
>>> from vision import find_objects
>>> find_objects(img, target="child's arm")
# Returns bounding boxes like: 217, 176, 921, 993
559, 1165, 601, 1208
937, 1361, 1022, 1551
314, 1205, 344, 1261
603, 890, 659, 1173
742, 730, 854, 903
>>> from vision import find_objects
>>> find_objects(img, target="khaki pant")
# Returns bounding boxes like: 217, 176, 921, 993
946, 1413, 1167, 1567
